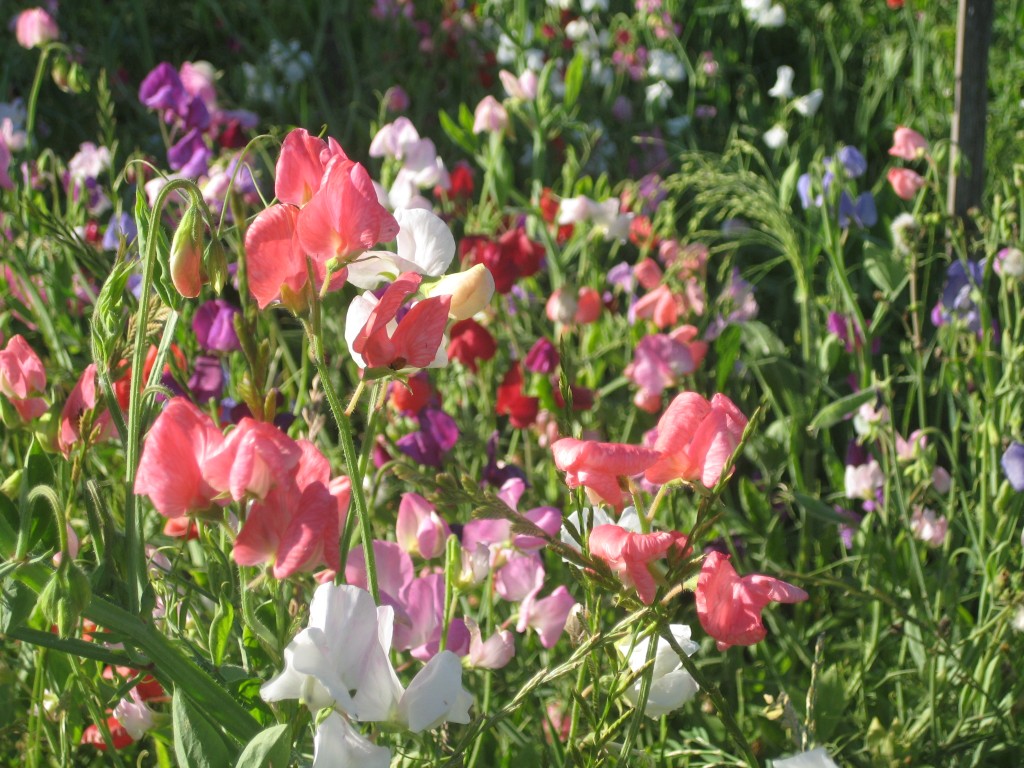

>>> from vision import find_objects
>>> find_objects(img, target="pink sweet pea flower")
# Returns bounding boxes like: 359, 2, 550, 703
233, 441, 352, 578
296, 156, 399, 265
396, 492, 451, 559
887, 168, 925, 200
517, 586, 576, 648
15, 8, 59, 49
275, 127, 347, 207
134, 398, 225, 518
888, 126, 929, 160
695, 551, 808, 650
204, 417, 303, 501
0, 334, 48, 421
644, 392, 748, 489
465, 618, 515, 669
472, 95, 508, 135
552, 437, 660, 509
588, 524, 689, 605
349, 272, 452, 372
58, 364, 114, 456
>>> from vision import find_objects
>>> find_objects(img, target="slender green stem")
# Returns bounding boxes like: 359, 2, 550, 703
24, 46, 52, 152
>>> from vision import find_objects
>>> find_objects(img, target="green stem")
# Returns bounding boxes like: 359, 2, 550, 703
24, 46, 52, 153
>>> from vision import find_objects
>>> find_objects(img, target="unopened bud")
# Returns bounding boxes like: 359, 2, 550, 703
39, 563, 91, 638
169, 204, 204, 298
205, 237, 229, 294
428, 264, 495, 321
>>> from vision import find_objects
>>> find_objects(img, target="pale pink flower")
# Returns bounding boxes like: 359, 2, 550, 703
15, 8, 59, 49
888, 126, 929, 160
910, 507, 948, 547
472, 95, 508, 134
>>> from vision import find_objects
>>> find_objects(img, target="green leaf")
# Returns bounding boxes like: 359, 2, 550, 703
439, 108, 475, 155
807, 388, 878, 435
792, 492, 849, 525
173, 688, 232, 768
0, 577, 34, 633
862, 241, 908, 299
563, 52, 586, 109
234, 724, 291, 768
208, 598, 235, 667
778, 158, 802, 207
714, 325, 742, 392
812, 665, 845, 741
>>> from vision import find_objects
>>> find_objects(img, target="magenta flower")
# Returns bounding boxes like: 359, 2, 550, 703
193, 299, 241, 352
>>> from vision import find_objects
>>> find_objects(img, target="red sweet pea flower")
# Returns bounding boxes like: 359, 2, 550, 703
552, 437, 659, 509
448, 318, 497, 371
695, 551, 808, 650
496, 363, 539, 428
80, 716, 134, 750
645, 392, 748, 489
135, 397, 225, 518
589, 524, 689, 604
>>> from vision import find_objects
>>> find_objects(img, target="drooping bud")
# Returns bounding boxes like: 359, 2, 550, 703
169, 203, 204, 298
39, 562, 92, 638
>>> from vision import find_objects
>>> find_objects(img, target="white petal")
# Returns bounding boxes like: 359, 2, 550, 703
395, 208, 456, 277
313, 712, 391, 768
398, 650, 472, 732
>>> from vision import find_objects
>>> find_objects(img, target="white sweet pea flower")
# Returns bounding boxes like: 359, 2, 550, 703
793, 89, 823, 117
757, 4, 786, 26
768, 65, 795, 99
648, 49, 686, 83
645, 80, 673, 107
113, 689, 155, 740
313, 712, 391, 768
560, 506, 641, 559
397, 651, 473, 732
771, 747, 841, 768
618, 625, 700, 718
590, 198, 633, 243
763, 124, 788, 149
347, 208, 456, 289
368, 117, 421, 160
565, 18, 593, 42
581, 0, 609, 11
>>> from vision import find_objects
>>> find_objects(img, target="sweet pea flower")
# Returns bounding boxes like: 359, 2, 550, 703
887, 167, 925, 200
395, 407, 459, 467
645, 392, 748, 489
346, 208, 455, 290
313, 713, 390, 768
112, 689, 156, 741
768, 65, 795, 99
58, 364, 114, 455
134, 398, 226, 518
346, 272, 451, 372
275, 127, 346, 207
516, 585, 577, 648
465, 619, 515, 670
910, 507, 948, 548
773, 748, 841, 768
396, 493, 451, 559
618, 625, 700, 717
889, 126, 929, 160
696, 551, 808, 650
15, 8, 59, 49
447, 318, 497, 371
589, 525, 689, 604
0, 334, 47, 421
472, 95, 508, 135
1002, 442, 1024, 491
192, 299, 241, 352
203, 416, 302, 501
499, 69, 539, 100
427, 263, 496, 321
552, 437, 660, 509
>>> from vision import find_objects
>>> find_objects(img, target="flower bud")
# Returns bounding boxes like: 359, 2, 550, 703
204, 237, 229, 295
169, 203, 204, 298
39, 563, 92, 638
428, 264, 495, 321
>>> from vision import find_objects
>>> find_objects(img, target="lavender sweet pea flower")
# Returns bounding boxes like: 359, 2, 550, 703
797, 173, 814, 210
838, 146, 867, 178
102, 212, 137, 252
193, 299, 241, 352
935, 260, 986, 335
838, 191, 877, 229
1002, 442, 1024, 491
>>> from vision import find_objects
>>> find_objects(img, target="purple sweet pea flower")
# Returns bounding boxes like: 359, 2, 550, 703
396, 407, 459, 467
607, 261, 634, 292
139, 62, 187, 114
482, 431, 526, 488
1002, 442, 1024, 491
797, 173, 814, 210
524, 338, 559, 374
626, 334, 695, 400
167, 128, 212, 177
183, 96, 212, 132
934, 260, 985, 335
188, 355, 225, 404
193, 299, 241, 352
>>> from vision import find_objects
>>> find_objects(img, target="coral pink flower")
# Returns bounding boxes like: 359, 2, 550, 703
552, 437, 660, 509
204, 417, 303, 501
645, 392, 748, 489
245, 203, 320, 310
888, 126, 928, 160
134, 398, 225, 518
634, 284, 684, 329
575, 287, 603, 324
233, 441, 352, 578
58, 364, 114, 456
696, 551, 808, 650
296, 156, 399, 265
275, 128, 347, 207
350, 272, 452, 372
15, 8, 59, 49
887, 168, 925, 200
589, 524, 689, 604
0, 334, 48, 421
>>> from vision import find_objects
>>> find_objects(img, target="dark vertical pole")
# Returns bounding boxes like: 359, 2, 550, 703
947, 0, 994, 217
